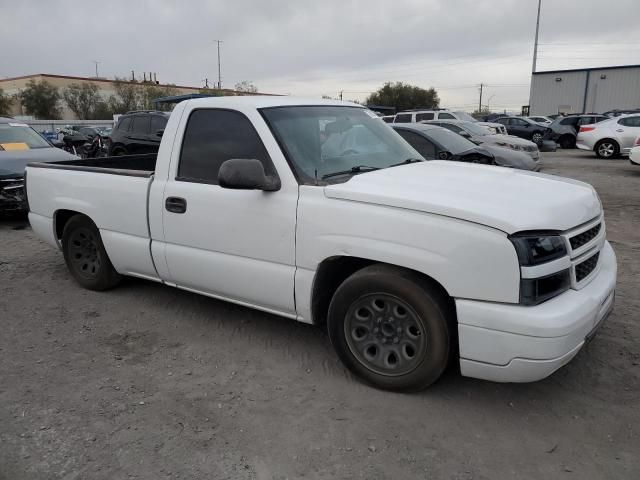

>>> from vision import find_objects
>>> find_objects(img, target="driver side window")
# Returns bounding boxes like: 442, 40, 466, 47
396, 130, 436, 159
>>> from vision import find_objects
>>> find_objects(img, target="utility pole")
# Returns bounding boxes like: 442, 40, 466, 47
203, 78, 210, 89
339, 90, 343, 101
532, 0, 542, 74
478, 83, 484, 113
529, 0, 542, 113
92, 60, 101, 78
214, 40, 223, 89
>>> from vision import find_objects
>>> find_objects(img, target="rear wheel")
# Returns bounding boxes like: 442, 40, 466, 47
62, 215, 122, 290
327, 265, 452, 391
595, 139, 619, 159
531, 131, 544, 144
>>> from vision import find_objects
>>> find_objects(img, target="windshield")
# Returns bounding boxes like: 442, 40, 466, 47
453, 111, 478, 122
427, 128, 478, 154
261, 106, 422, 182
460, 122, 492, 136
0, 123, 51, 150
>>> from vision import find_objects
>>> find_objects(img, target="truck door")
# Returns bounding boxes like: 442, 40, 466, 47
159, 108, 298, 316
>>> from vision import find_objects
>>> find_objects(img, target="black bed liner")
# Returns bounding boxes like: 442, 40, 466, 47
27, 153, 157, 178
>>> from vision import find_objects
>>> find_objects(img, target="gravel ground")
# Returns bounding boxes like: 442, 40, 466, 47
1, 149, 638, 480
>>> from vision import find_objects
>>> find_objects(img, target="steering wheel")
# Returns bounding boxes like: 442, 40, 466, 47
340, 149, 360, 156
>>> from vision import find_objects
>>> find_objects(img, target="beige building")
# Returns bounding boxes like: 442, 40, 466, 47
0, 73, 260, 119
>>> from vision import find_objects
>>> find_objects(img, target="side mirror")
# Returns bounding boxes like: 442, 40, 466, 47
155, 129, 164, 137
218, 159, 280, 191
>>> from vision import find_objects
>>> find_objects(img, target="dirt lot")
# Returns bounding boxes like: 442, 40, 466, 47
1, 150, 638, 480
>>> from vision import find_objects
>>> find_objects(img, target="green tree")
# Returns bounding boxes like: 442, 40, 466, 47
19, 79, 61, 119
63, 82, 101, 119
0, 88, 12, 116
91, 101, 117, 120
139, 83, 179, 110
365, 82, 439, 112
108, 77, 141, 113
234, 80, 258, 94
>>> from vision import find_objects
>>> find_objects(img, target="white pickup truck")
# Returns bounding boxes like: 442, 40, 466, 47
26, 97, 617, 391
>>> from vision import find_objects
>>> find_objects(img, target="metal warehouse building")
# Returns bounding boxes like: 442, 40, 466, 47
530, 64, 640, 116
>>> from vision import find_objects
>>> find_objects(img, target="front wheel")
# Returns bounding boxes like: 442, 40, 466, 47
327, 265, 452, 391
62, 215, 122, 290
595, 139, 619, 159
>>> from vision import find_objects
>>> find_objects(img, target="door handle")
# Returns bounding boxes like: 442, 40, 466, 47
165, 196, 187, 214
616, 129, 624, 132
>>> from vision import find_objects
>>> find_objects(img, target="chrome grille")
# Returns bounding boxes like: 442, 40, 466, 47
570, 223, 601, 250
576, 252, 600, 283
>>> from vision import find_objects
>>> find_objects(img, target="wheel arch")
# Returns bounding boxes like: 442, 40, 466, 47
310, 255, 456, 329
54, 209, 95, 244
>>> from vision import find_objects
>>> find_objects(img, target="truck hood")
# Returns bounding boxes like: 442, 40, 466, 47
323, 161, 600, 233
0, 147, 78, 179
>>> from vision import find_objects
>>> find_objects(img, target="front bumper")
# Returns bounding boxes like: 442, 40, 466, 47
0, 178, 27, 213
456, 241, 617, 383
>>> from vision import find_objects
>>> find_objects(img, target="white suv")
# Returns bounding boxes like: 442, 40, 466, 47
393, 110, 508, 134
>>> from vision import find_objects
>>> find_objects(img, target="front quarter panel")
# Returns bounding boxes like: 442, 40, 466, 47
296, 186, 520, 322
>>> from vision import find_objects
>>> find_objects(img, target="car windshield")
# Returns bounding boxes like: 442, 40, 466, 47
0, 123, 51, 150
459, 122, 492, 136
261, 106, 423, 182
426, 128, 478, 154
453, 111, 477, 122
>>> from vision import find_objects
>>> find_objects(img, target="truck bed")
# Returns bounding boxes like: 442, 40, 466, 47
27, 153, 157, 177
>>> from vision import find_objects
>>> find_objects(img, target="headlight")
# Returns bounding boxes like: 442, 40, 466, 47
510, 235, 567, 266
510, 234, 570, 305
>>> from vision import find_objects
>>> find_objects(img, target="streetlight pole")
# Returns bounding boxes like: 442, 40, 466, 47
92, 60, 101, 78
532, 0, 542, 74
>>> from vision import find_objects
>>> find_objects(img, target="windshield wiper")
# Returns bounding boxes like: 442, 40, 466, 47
387, 158, 424, 168
321, 165, 380, 180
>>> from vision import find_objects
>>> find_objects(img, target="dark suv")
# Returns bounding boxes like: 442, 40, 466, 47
108, 111, 169, 156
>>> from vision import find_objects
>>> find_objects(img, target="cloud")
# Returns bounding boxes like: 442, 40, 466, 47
1, 0, 639, 111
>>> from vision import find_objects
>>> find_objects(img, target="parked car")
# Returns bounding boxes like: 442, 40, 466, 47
548, 115, 608, 149
576, 114, 640, 158
629, 137, 640, 166
26, 97, 616, 391
493, 116, 551, 144
0, 117, 77, 213
422, 119, 543, 160
392, 109, 507, 135
108, 111, 169, 156
393, 123, 540, 171
528, 116, 552, 125
381, 115, 395, 123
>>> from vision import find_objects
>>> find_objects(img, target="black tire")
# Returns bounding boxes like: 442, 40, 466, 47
594, 139, 619, 159
559, 135, 575, 149
61, 215, 122, 290
112, 147, 127, 156
327, 264, 452, 391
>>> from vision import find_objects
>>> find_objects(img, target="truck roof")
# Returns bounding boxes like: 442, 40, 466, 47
182, 96, 361, 110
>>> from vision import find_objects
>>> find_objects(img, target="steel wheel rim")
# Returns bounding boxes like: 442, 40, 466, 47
599, 143, 614, 157
68, 227, 101, 279
344, 294, 427, 377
